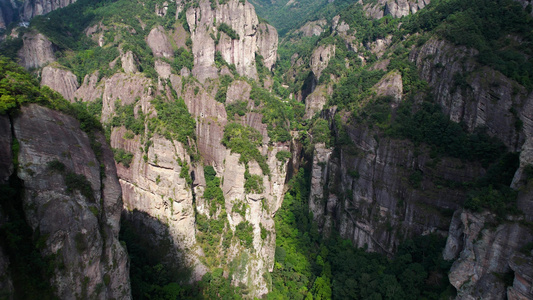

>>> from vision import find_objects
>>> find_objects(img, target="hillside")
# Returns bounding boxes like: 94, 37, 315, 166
0, 0, 533, 299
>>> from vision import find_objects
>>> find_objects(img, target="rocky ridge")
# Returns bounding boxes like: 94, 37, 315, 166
0, 104, 131, 299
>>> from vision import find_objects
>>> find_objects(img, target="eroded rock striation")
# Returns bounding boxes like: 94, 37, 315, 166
0, 104, 131, 299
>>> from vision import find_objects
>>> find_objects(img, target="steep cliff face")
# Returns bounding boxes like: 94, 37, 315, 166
0, 104, 130, 299
186, 0, 277, 81
364, 0, 430, 19
17, 32, 55, 70
309, 123, 484, 253
443, 210, 533, 299
20, 0, 76, 21
409, 38, 530, 151
22, 0, 284, 295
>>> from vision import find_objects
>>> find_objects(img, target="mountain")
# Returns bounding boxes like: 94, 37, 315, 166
0, 0, 533, 299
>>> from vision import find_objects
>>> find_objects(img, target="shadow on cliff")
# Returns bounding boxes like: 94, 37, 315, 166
120, 209, 201, 299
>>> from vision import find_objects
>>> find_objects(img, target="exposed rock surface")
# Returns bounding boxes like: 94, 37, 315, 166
40, 65, 79, 101
310, 44, 335, 80
309, 120, 485, 253
508, 253, 533, 300
304, 85, 329, 119
410, 37, 531, 151
20, 0, 76, 21
146, 26, 174, 58
364, 0, 430, 19
186, 0, 278, 81
17, 32, 55, 70
443, 210, 533, 300
0, 115, 12, 183
294, 19, 327, 37
373, 70, 403, 104
7, 104, 130, 299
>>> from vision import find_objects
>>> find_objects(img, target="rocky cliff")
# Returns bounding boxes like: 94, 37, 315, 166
0, 104, 131, 299
364, 0, 430, 19
186, 0, 277, 81
20, 0, 284, 296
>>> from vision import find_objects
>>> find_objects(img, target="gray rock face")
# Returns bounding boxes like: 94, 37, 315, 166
310, 44, 335, 80
0, 115, 12, 184
146, 26, 174, 59
41, 65, 79, 101
364, 0, 430, 19
373, 70, 403, 104
17, 32, 55, 70
443, 210, 533, 300
310, 122, 485, 253
294, 19, 327, 37
10, 104, 130, 299
0, 0, 17, 30
186, 0, 278, 81
20, 0, 76, 21
508, 253, 533, 300
410, 37, 531, 151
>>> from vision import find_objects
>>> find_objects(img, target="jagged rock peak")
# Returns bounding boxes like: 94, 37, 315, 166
186, 0, 278, 82
20, 0, 76, 21
364, 0, 430, 19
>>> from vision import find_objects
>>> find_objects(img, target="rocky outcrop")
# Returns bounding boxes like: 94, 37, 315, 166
508, 253, 533, 300
367, 35, 392, 59
304, 85, 330, 119
17, 32, 55, 70
373, 70, 403, 104
410, 37, 531, 151
364, 0, 430, 19
294, 19, 327, 37
186, 0, 278, 81
146, 26, 174, 59
0, 115, 12, 183
310, 44, 335, 80
20, 0, 76, 21
6, 104, 130, 299
0, 0, 17, 30
309, 122, 485, 253
256, 23, 278, 71
443, 210, 533, 300
40, 65, 79, 101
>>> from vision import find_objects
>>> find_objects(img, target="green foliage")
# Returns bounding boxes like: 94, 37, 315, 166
149, 96, 196, 145
177, 158, 192, 186
235, 221, 254, 248
218, 23, 240, 40
405, 0, 533, 89
215, 75, 234, 103
59, 47, 120, 84
47, 160, 66, 173
203, 166, 225, 216
222, 122, 270, 175
232, 201, 247, 218
310, 118, 332, 146
389, 100, 507, 166
111, 100, 144, 135
260, 223, 268, 240
171, 48, 194, 72
113, 148, 134, 168
276, 150, 292, 163
244, 168, 264, 194
268, 168, 454, 299
226, 101, 248, 118
65, 172, 95, 202
250, 84, 301, 142
330, 69, 386, 110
